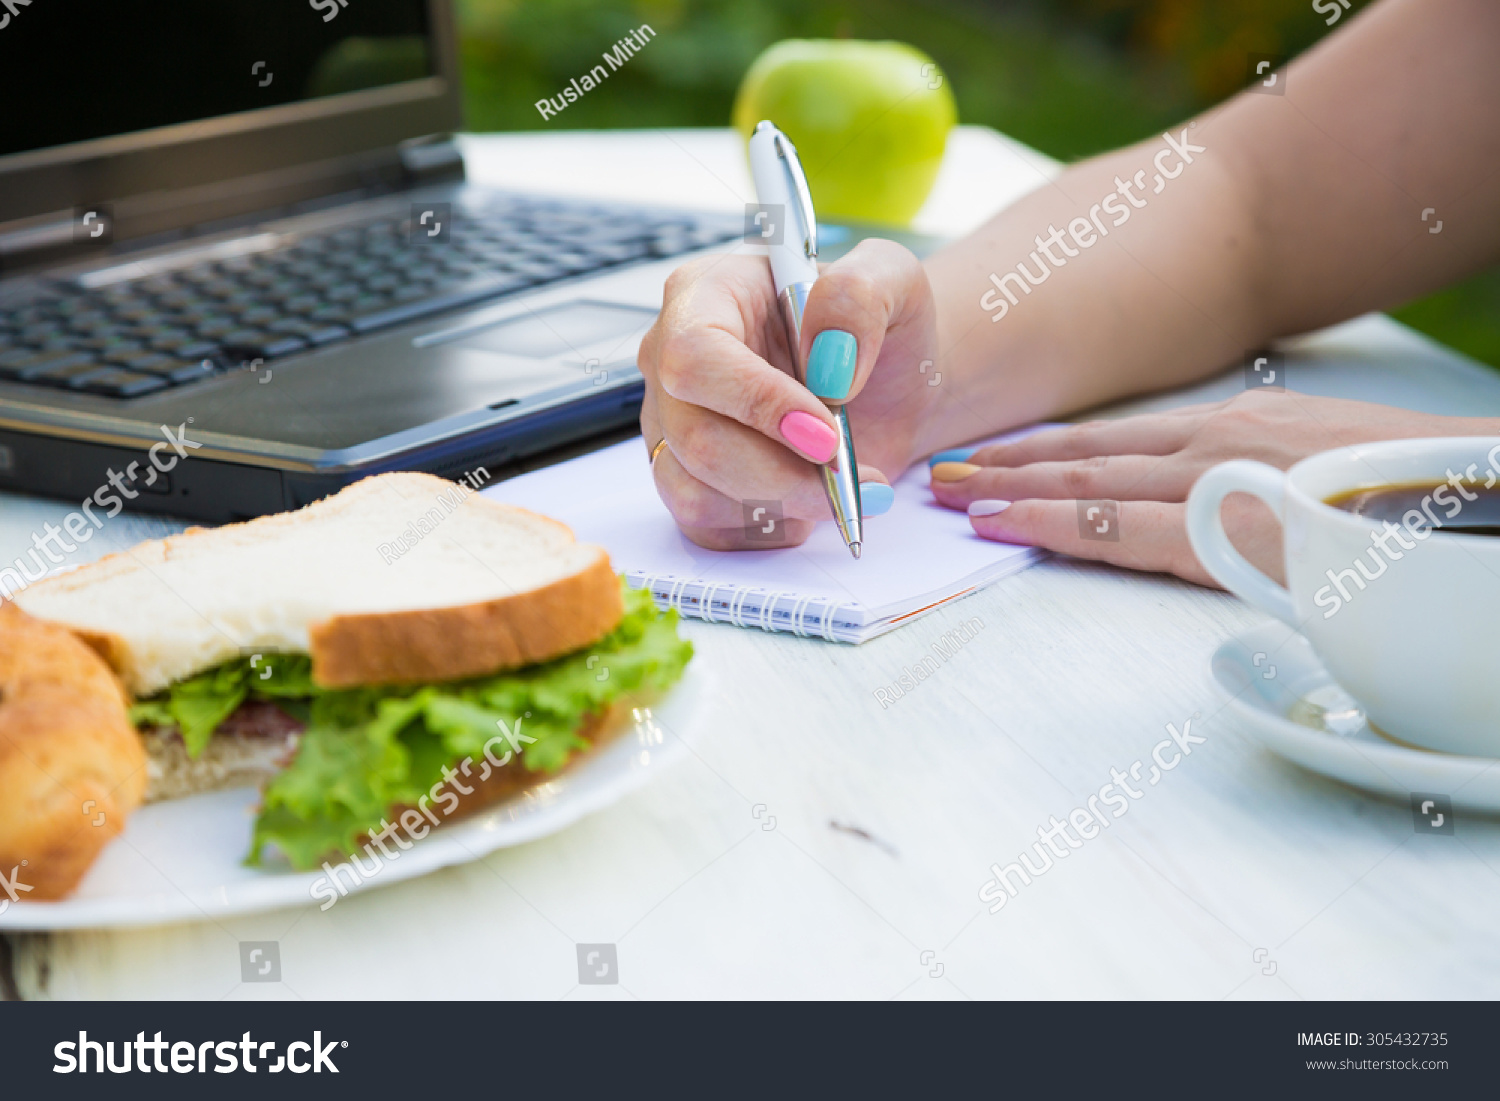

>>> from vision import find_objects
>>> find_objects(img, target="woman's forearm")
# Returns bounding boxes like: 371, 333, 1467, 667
910, 0, 1500, 457
915, 132, 1262, 454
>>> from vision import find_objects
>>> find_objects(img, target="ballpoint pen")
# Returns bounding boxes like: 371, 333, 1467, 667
747, 120, 864, 559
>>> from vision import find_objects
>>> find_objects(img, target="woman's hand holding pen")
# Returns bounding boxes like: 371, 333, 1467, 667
636, 240, 940, 551
639, 239, 1496, 583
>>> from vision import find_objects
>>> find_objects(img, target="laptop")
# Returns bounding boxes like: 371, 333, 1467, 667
0, 0, 744, 522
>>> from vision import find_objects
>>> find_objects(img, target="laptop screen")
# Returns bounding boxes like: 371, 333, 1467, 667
0, 0, 434, 159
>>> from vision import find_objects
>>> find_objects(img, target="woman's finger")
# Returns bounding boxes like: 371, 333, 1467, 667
930, 453, 1198, 507
965, 498, 1218, 585
656, 395, 848, 520
798, 238, 934, 407
653, 435, 893, 530
967, 413, 1205, 467
644, 253, 842, 463
967, 491, 1284, 587
655, 323, 843, 463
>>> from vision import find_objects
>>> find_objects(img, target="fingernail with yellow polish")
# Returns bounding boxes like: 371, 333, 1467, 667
931, 462, 981, 483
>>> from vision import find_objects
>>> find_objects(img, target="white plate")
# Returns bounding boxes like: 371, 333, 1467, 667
0, 662, 708, 930
1212, 623, 1500, 811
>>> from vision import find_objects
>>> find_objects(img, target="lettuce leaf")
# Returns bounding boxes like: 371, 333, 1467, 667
128, 653, 321, 757
129, 584, 692, 870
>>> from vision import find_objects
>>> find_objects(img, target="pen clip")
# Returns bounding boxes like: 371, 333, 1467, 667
772, 130, 818, 262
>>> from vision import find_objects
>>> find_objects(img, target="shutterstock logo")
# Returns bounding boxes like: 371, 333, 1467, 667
55, 1032, 346, 1074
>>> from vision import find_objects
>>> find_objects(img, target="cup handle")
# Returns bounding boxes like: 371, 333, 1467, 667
1185, 460, 1296, 626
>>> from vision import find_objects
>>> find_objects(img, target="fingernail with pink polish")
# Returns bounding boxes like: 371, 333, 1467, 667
968, 499, 1011, 518
779, 410, 838, 463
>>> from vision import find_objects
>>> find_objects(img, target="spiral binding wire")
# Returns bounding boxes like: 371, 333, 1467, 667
632, 573, 852, 641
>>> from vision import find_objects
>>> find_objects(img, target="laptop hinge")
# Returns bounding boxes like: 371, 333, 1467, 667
0, 137, 467, 277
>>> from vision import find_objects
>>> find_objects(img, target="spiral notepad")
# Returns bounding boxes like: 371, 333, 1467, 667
486, 433, 1046, 643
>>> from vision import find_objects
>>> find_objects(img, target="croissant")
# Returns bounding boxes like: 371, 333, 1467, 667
0, 603, 145, 901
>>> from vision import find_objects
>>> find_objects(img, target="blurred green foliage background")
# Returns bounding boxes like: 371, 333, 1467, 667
456, 0, 1498, 368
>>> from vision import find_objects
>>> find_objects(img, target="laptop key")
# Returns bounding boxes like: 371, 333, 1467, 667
267, 319, 349, 345
125, 358, 216, 385
346, 294, 388, 315
34, 360, 114, 387
195, 318, 239, 338
110, 305, 158, 323
74, 368, 170, 397
17, 323, 62, 343
84, 338, 148, 357
586, 241, 653, 264
347, 274, 535, 335
9, 306, 57, 327
150, 335, 220, 359
25, 336, 85, 353
502, 258, 570, 281
221, 332, 308, 360
306, 306, 354, 325
0, 349, 97, 380
114, 351, 183, 372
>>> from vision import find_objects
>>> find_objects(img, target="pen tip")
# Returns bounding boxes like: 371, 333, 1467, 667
849, 542, 862, 560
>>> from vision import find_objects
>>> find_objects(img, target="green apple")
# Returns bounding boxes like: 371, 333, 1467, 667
733, 39, 957, 227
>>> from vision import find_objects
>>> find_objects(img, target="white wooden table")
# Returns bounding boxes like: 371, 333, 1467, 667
7, 128, 1500, 1001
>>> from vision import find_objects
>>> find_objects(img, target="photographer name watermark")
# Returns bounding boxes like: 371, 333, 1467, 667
534, 25, 656, 120
873, 616, 984, 708
376, 466, 491, 565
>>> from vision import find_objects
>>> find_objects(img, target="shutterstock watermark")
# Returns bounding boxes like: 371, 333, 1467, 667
979, 128, 1207, 322
0, 860, 32, 915
978, 713, 1205, 913
0, 0, 36, 33
308, 715, 535, 910
1313, 448, 1500, 619
535, 25, 656, 120
1313, 0, 1353, 26
0, 422, 201, 602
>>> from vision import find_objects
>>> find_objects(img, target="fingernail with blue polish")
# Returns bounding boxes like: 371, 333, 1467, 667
860, 481, 895, 517
806, 330, 857, 400
928, 447, 978, 467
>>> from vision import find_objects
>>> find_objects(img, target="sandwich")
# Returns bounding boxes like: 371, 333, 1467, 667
2, 472, 692, 897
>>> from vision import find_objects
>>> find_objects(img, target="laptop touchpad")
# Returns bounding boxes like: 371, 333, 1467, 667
451, 301, 657, 361
145, 300, 659, 451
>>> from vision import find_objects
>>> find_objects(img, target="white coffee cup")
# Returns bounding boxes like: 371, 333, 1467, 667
1186, 437, 1500, 756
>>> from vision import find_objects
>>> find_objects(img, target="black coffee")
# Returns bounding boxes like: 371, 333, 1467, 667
1328, 479, 1500, 536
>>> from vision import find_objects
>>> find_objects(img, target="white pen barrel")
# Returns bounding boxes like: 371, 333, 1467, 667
747, 125, 820, 292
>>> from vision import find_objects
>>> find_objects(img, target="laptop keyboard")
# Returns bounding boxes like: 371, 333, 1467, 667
0, 198, 740, 399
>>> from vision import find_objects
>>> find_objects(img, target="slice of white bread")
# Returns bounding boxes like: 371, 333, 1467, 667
14, 472, 623, 696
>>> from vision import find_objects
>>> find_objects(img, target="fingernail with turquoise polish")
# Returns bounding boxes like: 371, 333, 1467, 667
928, 447, 978, 467
860, 481, 895, 517
806, 330, 857, 399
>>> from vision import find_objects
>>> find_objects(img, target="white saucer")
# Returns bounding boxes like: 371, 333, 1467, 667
1211, 623, 1500, 812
